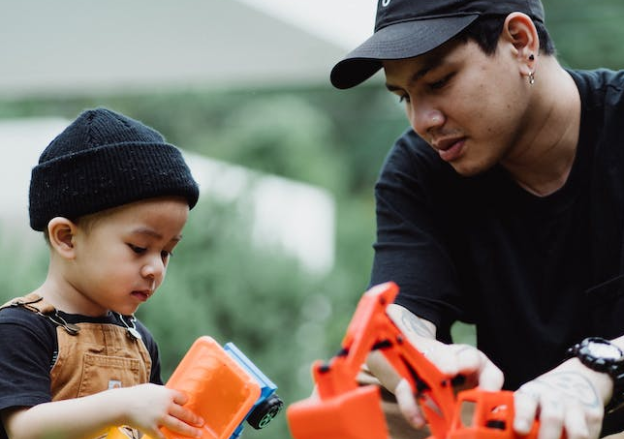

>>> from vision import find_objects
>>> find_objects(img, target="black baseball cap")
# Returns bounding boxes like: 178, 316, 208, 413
330, 0, 545, 89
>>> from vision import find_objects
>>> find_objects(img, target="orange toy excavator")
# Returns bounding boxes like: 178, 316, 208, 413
286, 282, 540, 439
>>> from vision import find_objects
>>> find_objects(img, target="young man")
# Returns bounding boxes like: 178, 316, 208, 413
0, 108, 204, 439
330, 1, 624, 438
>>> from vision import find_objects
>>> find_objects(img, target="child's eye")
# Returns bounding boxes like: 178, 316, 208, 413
128, 244, 146, 254
398, 93, 410, 103
161, 250, 172, 261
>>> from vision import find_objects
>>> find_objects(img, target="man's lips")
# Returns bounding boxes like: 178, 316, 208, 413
432, 137, 466, 162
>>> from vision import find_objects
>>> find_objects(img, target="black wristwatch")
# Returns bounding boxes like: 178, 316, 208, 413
567, 337, 624, 413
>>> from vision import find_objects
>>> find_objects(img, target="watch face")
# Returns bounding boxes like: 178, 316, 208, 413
586, 340, 623, 360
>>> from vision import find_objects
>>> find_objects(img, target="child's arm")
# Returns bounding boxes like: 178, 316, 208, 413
2, 383, 203, 439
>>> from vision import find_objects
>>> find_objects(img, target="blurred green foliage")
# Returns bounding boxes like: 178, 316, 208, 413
0, 85, 405, 439
0, 1, 623, 437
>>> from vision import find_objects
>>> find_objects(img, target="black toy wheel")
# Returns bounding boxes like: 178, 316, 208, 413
247, 394, 284, 429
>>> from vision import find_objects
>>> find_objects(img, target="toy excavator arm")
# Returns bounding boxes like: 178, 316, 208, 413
288, 282, 457, 439
287, 282, 542, 439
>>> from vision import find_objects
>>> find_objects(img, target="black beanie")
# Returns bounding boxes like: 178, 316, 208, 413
29, 108, 200, 231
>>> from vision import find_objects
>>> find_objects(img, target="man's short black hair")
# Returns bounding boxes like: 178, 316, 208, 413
458, 14, 556, 56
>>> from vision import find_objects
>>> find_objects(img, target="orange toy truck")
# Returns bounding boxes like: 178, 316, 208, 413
108, 336, 282, 439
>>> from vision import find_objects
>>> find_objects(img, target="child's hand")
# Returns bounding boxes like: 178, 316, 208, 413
117, 383, 204, 438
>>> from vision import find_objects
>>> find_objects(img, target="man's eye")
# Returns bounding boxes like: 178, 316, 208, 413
128, 244, 146, 254
429, 73, 454, 90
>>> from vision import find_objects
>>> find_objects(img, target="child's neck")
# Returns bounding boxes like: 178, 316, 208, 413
33, 281, 108, 317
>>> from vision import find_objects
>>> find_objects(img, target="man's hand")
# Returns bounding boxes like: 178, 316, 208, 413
367, 304, 503, 430
389, 342, 503, 428
514, 358, 613, 439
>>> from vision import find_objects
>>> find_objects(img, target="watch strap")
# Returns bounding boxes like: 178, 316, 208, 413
606, 369, 624, 413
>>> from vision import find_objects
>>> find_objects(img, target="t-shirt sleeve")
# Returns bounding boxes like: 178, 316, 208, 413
135, 320, 163, 385
369, 131, 466, 341
0, 307, 56, 413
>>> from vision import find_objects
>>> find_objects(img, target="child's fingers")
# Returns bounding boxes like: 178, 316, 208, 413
162, 413, 203, 437
170, 389, 189, 406
169, 402, 204, 428
167, 389, 203, 428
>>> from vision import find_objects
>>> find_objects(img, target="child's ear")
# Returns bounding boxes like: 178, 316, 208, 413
47, 217, 78, 259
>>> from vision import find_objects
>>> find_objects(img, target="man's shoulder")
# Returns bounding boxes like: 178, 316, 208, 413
569, 67, 624, 84
569, 68, 624, 106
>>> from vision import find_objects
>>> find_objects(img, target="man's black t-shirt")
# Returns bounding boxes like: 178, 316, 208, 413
370, 69, 624, 392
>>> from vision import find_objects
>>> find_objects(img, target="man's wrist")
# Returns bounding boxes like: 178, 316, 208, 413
562, 357, 613, 403
567, 337, 624, 412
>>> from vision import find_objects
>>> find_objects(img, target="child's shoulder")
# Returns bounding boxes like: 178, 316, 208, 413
0, 295, 59, 336
0, 304, 58, 361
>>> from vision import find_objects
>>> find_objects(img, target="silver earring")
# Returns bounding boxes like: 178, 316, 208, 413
528, 71, 535, 85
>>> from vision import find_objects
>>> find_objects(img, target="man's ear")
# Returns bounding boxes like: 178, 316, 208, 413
47, 217, 78, 259
502, 12, 540, 74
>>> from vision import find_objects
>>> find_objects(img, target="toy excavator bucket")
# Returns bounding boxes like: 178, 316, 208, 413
449, 389, 539, 439
287, 385, 390, 439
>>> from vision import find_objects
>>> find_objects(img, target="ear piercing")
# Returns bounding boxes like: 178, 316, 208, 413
528, 54, 535, 85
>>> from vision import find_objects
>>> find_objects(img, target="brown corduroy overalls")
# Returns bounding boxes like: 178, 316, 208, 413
2, 293, 153, 439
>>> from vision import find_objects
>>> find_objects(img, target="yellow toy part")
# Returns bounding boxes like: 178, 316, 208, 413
105, 426, 138, 438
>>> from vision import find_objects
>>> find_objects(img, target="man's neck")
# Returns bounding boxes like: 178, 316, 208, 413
502, 60, 581, 197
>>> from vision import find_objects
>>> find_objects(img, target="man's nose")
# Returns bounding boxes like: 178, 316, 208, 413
409, 105, 444, 141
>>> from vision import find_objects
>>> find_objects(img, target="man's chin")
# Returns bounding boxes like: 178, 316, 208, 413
450, 161, 490, 177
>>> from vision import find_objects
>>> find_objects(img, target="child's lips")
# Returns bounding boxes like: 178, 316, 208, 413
131, 290, 151, 302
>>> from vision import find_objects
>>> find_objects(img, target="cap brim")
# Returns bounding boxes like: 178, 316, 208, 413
330, 15, 479, 89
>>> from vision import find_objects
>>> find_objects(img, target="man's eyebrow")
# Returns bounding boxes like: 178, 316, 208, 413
385, 56, 445, 92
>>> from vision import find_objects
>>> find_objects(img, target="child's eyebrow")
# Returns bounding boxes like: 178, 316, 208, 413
131, 227, 182, 242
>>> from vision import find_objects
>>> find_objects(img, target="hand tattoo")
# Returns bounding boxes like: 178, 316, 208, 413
399, 309, 435, 338
533, 371, 601, 408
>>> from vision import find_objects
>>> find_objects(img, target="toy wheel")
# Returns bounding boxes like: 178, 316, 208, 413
247, 394, 284, 429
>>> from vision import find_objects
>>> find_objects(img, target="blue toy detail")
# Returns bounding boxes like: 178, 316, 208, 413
224, 342, 284, 439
